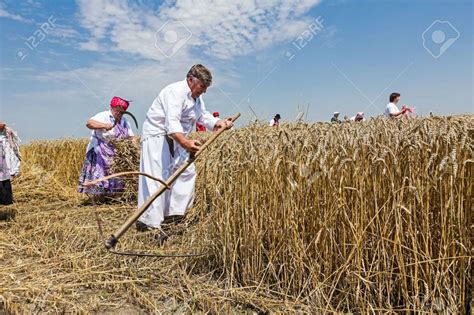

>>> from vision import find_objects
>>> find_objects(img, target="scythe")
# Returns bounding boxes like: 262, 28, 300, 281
88, 113, 240, 255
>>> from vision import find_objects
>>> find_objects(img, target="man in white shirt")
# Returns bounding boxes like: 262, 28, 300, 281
137, 64, 233, 231
385, 92, 407, 118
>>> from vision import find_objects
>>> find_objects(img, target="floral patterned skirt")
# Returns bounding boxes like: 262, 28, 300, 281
77, 143, 124, 195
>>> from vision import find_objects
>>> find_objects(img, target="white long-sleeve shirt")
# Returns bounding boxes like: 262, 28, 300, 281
142, 79, 219, 139
85, 110, 134, 152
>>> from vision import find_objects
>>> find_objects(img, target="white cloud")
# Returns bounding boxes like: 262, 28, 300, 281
33, 58, 238, 100
69, 0, 325, 93
5, 59, 245, 141
50, 25, 81, 39
0, 4, 30, 23
320, 25, 340, 48
45, 25, 83, 46
3, 0, 324, 141
76, 0, 322, 60
30, 0, 323, 121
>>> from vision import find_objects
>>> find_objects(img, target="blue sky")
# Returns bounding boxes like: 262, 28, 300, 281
0, 0, 472, 141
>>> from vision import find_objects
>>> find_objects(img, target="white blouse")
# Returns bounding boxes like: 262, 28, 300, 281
86, 110, 134, 152
142, 79, 219, 139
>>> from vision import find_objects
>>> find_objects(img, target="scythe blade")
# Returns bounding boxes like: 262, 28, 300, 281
123, 111, 139, 129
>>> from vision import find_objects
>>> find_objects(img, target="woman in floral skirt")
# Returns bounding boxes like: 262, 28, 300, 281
77, 96, 135, 202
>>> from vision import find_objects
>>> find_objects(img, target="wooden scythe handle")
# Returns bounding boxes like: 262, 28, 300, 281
83, 171, 170, 189
105, 113, 241, 249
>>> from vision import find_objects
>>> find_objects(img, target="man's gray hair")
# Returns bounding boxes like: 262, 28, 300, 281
187, 64, 212, 87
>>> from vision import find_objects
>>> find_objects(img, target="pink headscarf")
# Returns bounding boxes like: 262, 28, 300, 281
110, 96, 130, 110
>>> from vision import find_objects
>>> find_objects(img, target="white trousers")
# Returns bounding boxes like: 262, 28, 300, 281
137, 136, 196, 228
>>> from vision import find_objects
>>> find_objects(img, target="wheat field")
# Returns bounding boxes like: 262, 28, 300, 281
0, 116, 472, 313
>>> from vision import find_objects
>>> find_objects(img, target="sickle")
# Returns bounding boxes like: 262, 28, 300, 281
113, 111, 139, 129
123, 111, 139, 129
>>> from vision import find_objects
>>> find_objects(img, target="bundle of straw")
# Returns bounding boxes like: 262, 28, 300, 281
108, 137, 141, 203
